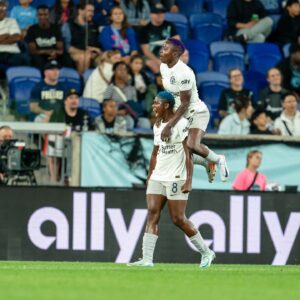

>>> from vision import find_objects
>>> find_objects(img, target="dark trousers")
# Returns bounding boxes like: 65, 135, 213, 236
0, 52, 30, 66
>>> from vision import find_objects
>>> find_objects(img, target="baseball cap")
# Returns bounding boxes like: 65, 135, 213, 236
43, 60, 61, 71
65, 88, 79, 98
150, 3, 167, 14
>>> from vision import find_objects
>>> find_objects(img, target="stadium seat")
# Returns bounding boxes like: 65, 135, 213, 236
243, 70, 268, 102
79, 97, 102, 118
269, 14, 281, 31
83, 68, 94, 84
175, 0, 204, 16
165, 13, 189, 41
197, 71, 229, 127
283, 43, 291, 58
247, 43, 282, 76
32, 0, 55, 8
184, 40, 209, 73
189, 13, 223, 44
59, 68, 82, 93
259, 0, 283, 14
205, 0, 230, 20
210, 41, 245, 74
6, 67, 42, 116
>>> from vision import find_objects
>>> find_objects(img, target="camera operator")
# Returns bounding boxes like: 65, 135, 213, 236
0, 126, 14, 183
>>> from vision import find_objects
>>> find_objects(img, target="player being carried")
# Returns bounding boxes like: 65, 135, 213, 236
160, 38, 229, 182
128, 91, 215, 268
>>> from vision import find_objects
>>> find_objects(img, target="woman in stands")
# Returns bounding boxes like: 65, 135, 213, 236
50, 0, 76, 25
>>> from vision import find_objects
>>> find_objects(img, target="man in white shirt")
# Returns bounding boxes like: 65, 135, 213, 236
0, 1, 29, 66
274, 92, 300, 136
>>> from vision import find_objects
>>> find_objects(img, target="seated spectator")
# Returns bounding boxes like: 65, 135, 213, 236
50, 88, 94, 131
257, 67, 287, 120
26, 5, 65, 69
30, 60, 66, 121
218, 95, 254, 135
250, 109, 273, 135
10, 0, 37, 39
232, 150, 267, 191
99, 6, 138, 61
140, 3, 179, 73
83, 49, 121, 103
227, 0, 273, 43
95, 98, 127, 134
62, 0, 101, 75
274, 92, 300, 136
275, 0, 300, 46
277, 43, 300, 95
218, 68, 254, 119
50, 0, 77, 25
120, 0, 150, 29
0, 1, 29, 66
149, 0, 178, 13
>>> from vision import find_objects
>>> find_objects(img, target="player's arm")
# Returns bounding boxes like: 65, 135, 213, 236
181, 137, 193, 193
147, 145, 159, 184
161, 90, 191, 141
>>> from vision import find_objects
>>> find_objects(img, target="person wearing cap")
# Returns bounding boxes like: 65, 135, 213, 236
25, 5, 65, 69
30, 60, 66, 121
149, 0, 179, 13
127, 91, 215, 268
140, 3, 179, 74
0, 0, 29, 66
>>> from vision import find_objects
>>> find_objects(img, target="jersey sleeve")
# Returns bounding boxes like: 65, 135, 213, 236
178, 68, 194, 92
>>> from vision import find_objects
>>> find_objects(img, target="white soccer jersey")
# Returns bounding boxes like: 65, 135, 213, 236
150, 118, 189, 182
160, 60, 206, 117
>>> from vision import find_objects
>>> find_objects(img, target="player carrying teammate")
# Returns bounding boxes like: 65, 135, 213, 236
128, 91, 215, 268
160, 38, 229, 182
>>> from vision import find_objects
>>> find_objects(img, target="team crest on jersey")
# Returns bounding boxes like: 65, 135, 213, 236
170, 76, 175, 84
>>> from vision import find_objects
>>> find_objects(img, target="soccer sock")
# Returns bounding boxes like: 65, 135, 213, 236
193, 154, 208, 167
189, 231, 209, 255
206, 149, 220, 163
142, 233, 158, 263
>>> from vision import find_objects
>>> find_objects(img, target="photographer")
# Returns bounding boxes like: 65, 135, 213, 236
0, 126, 14, 183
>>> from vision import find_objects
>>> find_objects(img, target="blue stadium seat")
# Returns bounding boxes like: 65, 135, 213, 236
189, 13, 223, 44
175, 0, 204, 16
165, 13, 189, 41
184, 40, 209, 73
6, 67, 42, 116
283, 43, 291, 58
59, 68, 82, 93
243, 70, 268, 102
247, 43, 282, 75
32, 0, 55, 8
259, 0, 283, 14
269, 14, 281, 31
206, 0, 230, 20
79, 97, 102, 118
210, 41, 245, 74
83, 68, 94, 84
197, 71, 229, 127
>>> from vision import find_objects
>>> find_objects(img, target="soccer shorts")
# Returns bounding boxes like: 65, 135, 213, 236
187, 107, 210, 131
147, 180, 189, 200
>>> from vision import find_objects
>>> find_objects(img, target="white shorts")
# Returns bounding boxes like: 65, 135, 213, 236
186, 107, 210, 131
146, 180, 189, 200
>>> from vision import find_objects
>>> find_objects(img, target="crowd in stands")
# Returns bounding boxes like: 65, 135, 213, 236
0, 0, 300, 138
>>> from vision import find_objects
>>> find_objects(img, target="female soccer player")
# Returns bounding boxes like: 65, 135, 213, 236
128, 91, 215, 268
159, 38, 229, 182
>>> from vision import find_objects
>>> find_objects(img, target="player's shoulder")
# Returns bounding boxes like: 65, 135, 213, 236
175, 61, 194, 78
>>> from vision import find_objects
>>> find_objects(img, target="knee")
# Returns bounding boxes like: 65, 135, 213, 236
171, 214, 186, 228
147, 208, 160, 225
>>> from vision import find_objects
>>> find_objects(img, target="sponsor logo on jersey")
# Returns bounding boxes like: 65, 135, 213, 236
181, 79, 190, 85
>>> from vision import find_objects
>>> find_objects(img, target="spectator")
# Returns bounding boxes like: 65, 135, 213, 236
218, 94, 254, 135
277, 43, 300, 95
95, 98, 127, 134
140, 3, 179, 73
0, 1, 29, 66
10, 0, 37, 39
0, 125, 13, 145
257, 67, 287, 120
250, 109, 273, 135
25, 5, 64, 69
120, 0, 150, 29
93, 0, 118, 26
83, 49, 122, 103
218, 68, 254, 119
149, 0, 178, 13
227, 0, 273, 43
62, 0, 101, 75
30, 60, 66, 122
51, 88, 94, 132
275, 0, 300, 46
50, 0, 77, 25
99, 6, 138, 61
232, 150, 267, 191
274, 91, 300, 136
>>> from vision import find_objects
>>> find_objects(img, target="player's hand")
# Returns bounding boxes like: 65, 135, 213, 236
161, 124, 172, 142
181, 181, 191, 193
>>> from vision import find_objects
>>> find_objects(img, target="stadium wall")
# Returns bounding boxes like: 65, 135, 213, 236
0, 187, 299, 265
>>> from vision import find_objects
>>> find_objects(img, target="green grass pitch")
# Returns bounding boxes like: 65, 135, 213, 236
0, 262, 299, 300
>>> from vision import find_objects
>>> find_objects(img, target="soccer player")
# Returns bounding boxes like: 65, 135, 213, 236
160, 38, 229, 182
128, 91, 215, 268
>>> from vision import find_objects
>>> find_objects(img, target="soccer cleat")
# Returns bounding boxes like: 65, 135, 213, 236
127, 259, 154, 267
217, 155, 229, 182
200, 250, 216, 268
206, 161, 216, 183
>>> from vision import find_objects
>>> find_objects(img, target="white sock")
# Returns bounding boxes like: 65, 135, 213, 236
142, 233, 158, 263
193, 155, 208, 167
189, 231, 209, 255
206, 149, 220, 163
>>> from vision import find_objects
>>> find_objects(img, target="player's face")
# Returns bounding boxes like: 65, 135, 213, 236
160, 42, 174, 64
152, 97, 166, 118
